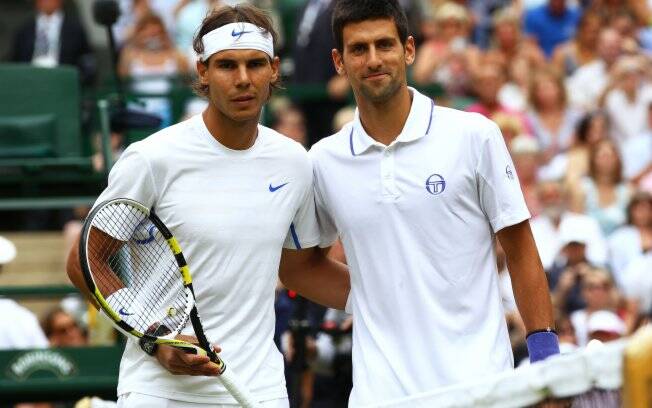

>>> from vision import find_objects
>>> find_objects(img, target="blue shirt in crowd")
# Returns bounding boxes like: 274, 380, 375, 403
525, 4, 581, 58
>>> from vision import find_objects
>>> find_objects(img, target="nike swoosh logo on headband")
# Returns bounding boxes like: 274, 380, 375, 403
231, 29, 253, 37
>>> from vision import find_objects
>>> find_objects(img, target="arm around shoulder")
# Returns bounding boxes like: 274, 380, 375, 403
279, 247, 350, 310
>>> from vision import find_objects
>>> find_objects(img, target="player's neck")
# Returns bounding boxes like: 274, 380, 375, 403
202, 105, 259, 150
356, 86, 412, 146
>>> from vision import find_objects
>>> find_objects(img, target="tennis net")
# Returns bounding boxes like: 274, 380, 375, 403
369, 325, 652, 408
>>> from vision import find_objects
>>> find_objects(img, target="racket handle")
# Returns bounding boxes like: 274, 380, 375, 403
217, 365, 262, 408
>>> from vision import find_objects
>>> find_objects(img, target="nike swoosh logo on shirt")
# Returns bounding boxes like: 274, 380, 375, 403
269, 182, 289, 192
119, 307, 134, 316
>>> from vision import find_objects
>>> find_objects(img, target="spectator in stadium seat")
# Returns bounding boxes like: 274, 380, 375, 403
41, 307, 86, 347
0, 236, 49, 350
608, 191, 652, 289
292, 0, 349, 146
483, 7, 545, 74
495, 55, 532, 112
112, 0, 153, 47
175, 0, 223, 62
561, 110, 610, 185
510, 135, 543, 216
526, 67, 582, 163
530, 179, 608, 270
9, 0, 96, 86
568, 139, 632, 236
586, 309, 626, 343
524, 0, 581, 58
412, 2, 480, 98
463, 0, 514, 49
622, 103, 652, 183
567, 28, 624, 112
555, 313, 578, 353
547, 217, 602, 314
271, 104, 308, 147
465, 63, 531, 133
551, 11, 602, 77
602, 56, 652, 148
589, 0, 652, 35
606, 8, 644, 54
118, 13, 190, 127
493, 112, 526, 147
569, 269, 618, 346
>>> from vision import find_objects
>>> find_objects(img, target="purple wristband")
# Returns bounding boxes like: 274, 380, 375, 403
526, 331, 560, 363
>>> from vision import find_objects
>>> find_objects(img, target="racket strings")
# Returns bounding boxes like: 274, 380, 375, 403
87, 202, 190, 335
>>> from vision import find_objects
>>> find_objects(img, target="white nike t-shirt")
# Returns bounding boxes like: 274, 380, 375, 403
310, 89, 531, 406
94, 114, 319, 403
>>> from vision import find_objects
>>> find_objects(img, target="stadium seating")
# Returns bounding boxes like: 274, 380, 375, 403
0, 64, 110, 210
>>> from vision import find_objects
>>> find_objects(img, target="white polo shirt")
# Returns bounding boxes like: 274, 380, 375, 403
94, 114, 319, 404
310, 89, 531, 406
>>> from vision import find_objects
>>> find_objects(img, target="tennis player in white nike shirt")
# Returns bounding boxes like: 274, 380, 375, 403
66, 5, 349, 407
309, 1, 560, 406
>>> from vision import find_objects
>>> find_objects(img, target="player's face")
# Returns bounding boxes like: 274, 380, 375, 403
197, 49, 279, 123
333, 18, 415, 104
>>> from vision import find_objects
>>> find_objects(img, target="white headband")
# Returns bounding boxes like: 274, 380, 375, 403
201, 22, 274, 61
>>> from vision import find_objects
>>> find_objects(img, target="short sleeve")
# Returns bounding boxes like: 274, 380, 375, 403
94, 146, 158, 209
313, 163, 338, 248
476, 122, 531, 233
283, 173, 320, 250
92, 146, 158, 240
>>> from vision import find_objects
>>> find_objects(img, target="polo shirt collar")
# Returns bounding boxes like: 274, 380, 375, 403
349, 87, 435, 156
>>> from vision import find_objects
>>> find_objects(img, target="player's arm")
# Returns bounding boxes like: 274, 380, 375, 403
497, 220, 560, 363
279, 247, 350, 310
66, 233, 100, 308
67, 227, 129, 308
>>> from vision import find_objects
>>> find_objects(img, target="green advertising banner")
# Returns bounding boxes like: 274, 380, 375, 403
0, 346, 122, 404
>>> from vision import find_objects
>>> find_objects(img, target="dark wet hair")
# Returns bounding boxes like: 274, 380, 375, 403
332, 0, 409, 52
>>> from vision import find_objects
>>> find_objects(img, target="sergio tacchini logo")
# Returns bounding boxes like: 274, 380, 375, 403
425, 174, 446, 195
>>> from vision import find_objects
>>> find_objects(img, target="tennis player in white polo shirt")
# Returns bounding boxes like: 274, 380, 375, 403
309, 1, 560, 406
67, 5, 350, 408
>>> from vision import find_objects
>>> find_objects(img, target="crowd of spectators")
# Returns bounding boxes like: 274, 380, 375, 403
3, 0, 652, 406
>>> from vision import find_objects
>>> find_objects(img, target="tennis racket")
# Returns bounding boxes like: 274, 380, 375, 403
79, 198, 260, 407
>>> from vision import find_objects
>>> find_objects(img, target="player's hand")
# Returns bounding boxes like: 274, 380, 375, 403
340, 316, 353, 332
155, 334, 223, 377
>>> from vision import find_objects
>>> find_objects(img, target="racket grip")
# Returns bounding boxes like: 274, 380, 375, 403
217, 366, 261, 408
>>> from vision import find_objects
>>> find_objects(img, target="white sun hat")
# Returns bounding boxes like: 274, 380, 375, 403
0, 235, 17, 265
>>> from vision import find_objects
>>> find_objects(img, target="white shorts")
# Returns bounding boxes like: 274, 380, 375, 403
117, 392, 289, 408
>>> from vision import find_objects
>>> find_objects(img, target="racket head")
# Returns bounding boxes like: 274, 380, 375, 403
79, 198, 257, 406
79, 198, 195, 342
